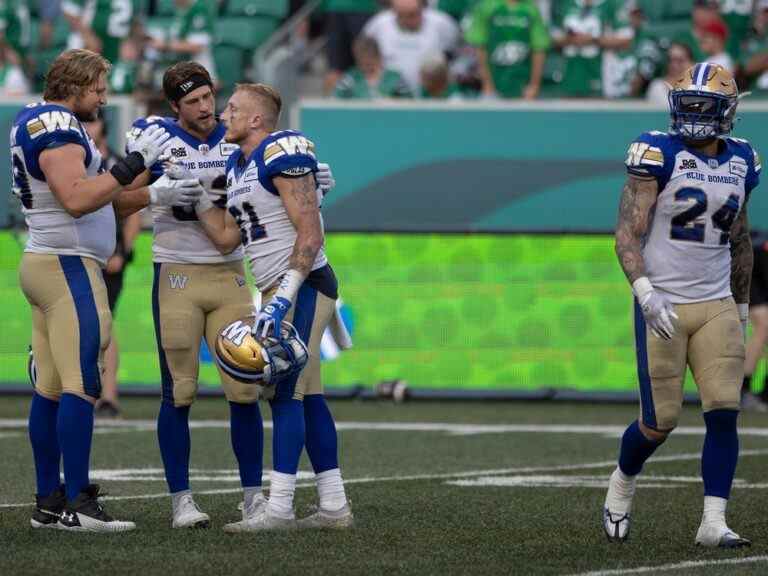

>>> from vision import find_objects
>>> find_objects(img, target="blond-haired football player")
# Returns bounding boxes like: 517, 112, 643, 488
196, 83, 353, 531
15, 49, 202, 532
603, 63, 759, 547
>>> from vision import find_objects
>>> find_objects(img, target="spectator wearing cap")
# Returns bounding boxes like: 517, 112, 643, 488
645, 41, 694, 106
334, 34, 412, 98
322, 0, 382, 95
698, 17, 733, 71
363, 0, 460, 94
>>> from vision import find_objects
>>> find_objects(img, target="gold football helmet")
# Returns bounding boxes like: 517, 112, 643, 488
668, 63, 740, 141
215, 316, 309, 385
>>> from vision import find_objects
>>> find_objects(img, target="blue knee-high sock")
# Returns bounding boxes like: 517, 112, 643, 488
270, 398, 305, 475
702, 409, 739, 499
618, 420, 663, 476
57, 394, 94, 501
303, 394, 339, 474
29, 393, 61, 497
157, 402, 191, 493
229, 402, 263, 487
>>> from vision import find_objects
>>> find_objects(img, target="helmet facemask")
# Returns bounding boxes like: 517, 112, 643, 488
668, 90, 737, 141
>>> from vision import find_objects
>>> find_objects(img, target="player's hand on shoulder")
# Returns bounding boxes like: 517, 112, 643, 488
127, 124, 172, 166
149, 174, 204, 207
633, 277, 678, 340
254, 296, 292, 340
316, 162, 336, 196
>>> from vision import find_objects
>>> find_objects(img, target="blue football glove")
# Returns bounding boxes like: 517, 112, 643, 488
254, 296, 292, 340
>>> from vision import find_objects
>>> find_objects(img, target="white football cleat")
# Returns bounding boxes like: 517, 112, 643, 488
695, 523, 751, 548
603, 468, 636, 542
297, 503, 354, 529
172, 493, 210, 529
223, 499, 295, 533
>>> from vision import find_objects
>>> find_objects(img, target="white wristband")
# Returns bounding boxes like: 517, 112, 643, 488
274, 269, 305, 304
632, 276, 654, 301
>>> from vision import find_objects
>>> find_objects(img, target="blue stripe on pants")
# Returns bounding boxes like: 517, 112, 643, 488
152, 263, 175, 404
274, 283, 317, 401
59, 256, 101, 398
634, 299, 657, 429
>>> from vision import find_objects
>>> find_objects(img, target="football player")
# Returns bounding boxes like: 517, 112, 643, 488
196, 83, 353, 531
124, 63, 337, 529
15, 49, 202, 532
603, 63, 759, 547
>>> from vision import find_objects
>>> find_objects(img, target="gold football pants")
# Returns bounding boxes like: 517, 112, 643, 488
634, 297, 744, 431
152, 261, 256, 406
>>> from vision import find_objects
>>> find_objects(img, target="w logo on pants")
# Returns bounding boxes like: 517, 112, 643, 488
168, 273, 189, 290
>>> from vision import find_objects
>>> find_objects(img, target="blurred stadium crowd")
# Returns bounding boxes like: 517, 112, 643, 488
1, 1, 767, 106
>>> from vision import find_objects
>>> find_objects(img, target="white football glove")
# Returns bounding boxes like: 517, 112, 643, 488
316, 162, 335, 195
149, 174, 204, 207
160, 152, 195, 180
633, 277, 678, 340
127, 124, 172, 166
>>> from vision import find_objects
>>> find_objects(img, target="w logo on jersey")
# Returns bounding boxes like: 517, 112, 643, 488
168, 273, 189, 290
27, 111, 79, 139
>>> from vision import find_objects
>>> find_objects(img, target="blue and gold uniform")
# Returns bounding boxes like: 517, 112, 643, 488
13, 103, 112, 401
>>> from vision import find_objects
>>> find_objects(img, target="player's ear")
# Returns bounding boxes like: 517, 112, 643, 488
169, 100, 180, 116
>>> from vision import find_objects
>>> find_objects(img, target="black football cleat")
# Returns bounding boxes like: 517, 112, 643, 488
31, 485, 66, 529
58, 484, 136, 533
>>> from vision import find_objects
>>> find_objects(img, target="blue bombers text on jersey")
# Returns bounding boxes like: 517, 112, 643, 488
128, 116, 242, 264
11, 102, 114, 264
625, 131, 761, 303
224, 129, 328, 291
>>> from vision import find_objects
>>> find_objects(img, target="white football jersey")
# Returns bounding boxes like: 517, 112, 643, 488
626, 131, 761, 303
224, 130, 327, 291
129, 116, 243, 264
11, 102, 115, 265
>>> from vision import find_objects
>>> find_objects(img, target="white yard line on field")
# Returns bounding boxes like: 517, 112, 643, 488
565, 555, 768, 576
1, 449, 767, 510
1, 419, 768, 438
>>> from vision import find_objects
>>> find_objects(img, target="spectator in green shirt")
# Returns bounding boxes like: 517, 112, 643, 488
717, 0, 753, 62
742, 1, 768, 96
465, 0, 550, 99
551, 0, 633, 98
323, 0, 382, 94
62, 0, 134, 63
334, 34, 412, 98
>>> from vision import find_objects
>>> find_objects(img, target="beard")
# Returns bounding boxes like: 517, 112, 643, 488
73, 106, 99, 122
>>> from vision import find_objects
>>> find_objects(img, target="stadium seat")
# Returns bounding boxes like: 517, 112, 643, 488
214, 17, 279, 51
223, 0, 289, 18
213, 44, 245, 91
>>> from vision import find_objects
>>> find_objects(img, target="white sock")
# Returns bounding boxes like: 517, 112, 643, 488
702, 495, 727, 526
267, 471, 296, 518
243, 486, 264, 513
171, 489, 192, 515
316, 468, 348, 512
605, 467, 636, 514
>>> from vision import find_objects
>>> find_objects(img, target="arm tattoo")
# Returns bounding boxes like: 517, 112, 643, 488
614, 175, 658, 284
730, 208, 752, 303
285, 174, 322, 276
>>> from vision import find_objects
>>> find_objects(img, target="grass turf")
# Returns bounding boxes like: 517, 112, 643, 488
0, 398, 766, 576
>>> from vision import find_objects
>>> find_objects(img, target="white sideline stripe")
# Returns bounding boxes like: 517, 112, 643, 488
2, 449, 767, 510
565, 555, 768, 576
1, 419, 768, 438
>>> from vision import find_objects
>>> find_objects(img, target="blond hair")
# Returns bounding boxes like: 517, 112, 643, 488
43, 49, 111, 102
235, 83, 282, 129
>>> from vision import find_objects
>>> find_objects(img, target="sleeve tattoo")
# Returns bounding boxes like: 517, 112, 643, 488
286, 175, 322, 276
730, 208, 752, 304
614, 175, 658, 284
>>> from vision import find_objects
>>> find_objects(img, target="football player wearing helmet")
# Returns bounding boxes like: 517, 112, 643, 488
197, 83, 353, 531
15, 49, 202, 532
604, 63, 759, 548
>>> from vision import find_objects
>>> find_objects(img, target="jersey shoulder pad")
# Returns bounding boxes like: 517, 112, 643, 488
727, 137, 761, 173
19, 104, 86, 149
261, 130, 318, 178
127, 115, 166, 140
625, 131, 672, 178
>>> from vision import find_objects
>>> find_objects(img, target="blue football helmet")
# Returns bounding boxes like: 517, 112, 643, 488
668, 63, 739, 141
215, 316, 308, 386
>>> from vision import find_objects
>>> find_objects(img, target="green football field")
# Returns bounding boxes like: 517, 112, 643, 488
1, 398, 767, 575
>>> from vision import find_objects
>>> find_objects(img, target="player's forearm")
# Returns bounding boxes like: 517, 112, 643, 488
114, 186, 150, 218
289, 229, 323, 277
614, 176, 656, 284
61, 173, 124, 218
198, 207, 241, 254
730, 212, 753, 304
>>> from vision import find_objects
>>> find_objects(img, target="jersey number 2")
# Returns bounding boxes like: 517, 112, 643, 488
229, 202, 266, 245
670, 187, 740, 245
